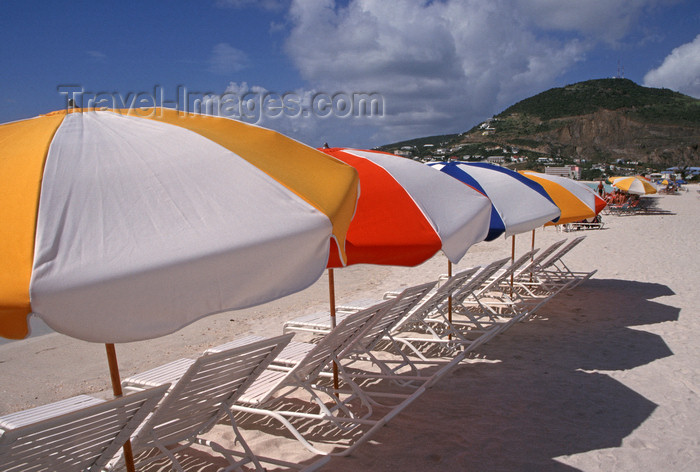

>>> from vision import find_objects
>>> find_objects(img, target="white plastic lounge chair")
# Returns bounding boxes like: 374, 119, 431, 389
290, 268, 488, 365
512, 236, 595, 294
565, 217, 604, 231
228, 301, 406, 458
401, 257, 515, 354
341, 262, 509, 365
231, 281, 451, 396
445, 253, 536, 334
117, 334, 292, 472
450, 249, 578, 336
0, 385, 168, 472
282, 279, 436, 337
535, 236, 595, 286
229, 281, 435, 368
460, 268, 575, 331
508, 239, 567, 283
123, 304, 394, 462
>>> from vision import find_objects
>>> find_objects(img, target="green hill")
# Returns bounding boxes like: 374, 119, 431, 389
383, 78, 700, 167
497, 78, 700, 125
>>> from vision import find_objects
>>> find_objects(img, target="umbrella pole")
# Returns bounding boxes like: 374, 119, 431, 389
105, 344, 137, 472
328, 269, 340, 391
530, 229, 536, 283
447, 260, 453, 340
510, 235, 515, 296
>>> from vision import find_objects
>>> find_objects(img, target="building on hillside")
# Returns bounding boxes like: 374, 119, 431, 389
545, 165, 581, 179
487, 155, 506, 164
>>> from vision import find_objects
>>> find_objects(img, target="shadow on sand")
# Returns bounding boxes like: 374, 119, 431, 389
322, 278, 678, 471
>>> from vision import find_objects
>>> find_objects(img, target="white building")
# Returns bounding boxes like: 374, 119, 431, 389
545, 165, 581, 180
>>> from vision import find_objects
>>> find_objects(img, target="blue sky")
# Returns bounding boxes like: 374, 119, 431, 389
1, 0, 698, 148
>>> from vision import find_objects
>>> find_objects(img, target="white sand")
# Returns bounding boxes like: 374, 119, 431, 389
1, 185, 698, 471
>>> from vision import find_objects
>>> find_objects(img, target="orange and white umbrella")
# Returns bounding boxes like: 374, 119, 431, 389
0, 108, 360, 343
520, 171, 607, 224
323, 148, 492, 268
314, 148, 491, 382
611, 175, 657, 195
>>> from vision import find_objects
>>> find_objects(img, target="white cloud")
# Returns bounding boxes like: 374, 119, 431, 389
209, 0, 674, 147
86, 50, 107, 62
208, 42, 249, 74
282, 0, 588, 145
215, 81, 386, 148
643, 34, 700, 98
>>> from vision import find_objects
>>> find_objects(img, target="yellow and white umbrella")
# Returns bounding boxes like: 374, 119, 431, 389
520, 171, 607, 225
1, 108, 360, 343
611, 175, 657, 195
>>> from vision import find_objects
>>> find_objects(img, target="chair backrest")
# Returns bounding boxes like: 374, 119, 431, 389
537, 236, 586, 270
0, 385, 168, 472
451, 257, 512, 305
526, 239, 567, 271
132, 334, 292, 450
285, 299, 396, 384
476, 251, 536, 295
392, 268, 480, 332
506, 240, 566, 281
352, 280, 437, 352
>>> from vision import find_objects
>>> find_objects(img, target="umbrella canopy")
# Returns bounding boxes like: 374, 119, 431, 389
322, 149, 492, 267
429, 162, 560, 240
611, 175, 657, 195
520, 171, 607, 225
0, 108, 360, 343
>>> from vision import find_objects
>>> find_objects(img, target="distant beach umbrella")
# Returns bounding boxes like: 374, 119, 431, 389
519, 171, 607, 268
520, 171, 607, 225
611, 175, 658, 195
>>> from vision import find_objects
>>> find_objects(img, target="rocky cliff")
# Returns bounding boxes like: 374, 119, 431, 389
461, 79, 700, 166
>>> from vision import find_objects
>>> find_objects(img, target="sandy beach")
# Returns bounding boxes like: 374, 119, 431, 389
1, 185, 698, 471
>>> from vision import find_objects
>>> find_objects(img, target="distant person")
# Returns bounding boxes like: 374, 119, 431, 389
597, 180, 604, 196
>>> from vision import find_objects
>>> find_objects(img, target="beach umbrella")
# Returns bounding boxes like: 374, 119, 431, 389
318, 149, 491, 371
324, 149, 492, 268
1, 108, 359, 343
429, 161, 560, 290
611, 175, 657, 195
520, 171, 607, 225
429, 162, 560, 241
519, 171, 607, 272
0, 108, 359, 470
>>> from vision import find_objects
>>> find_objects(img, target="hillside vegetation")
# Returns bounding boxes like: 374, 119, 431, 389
498, 78, 700, 125
381, 78, 700, 167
